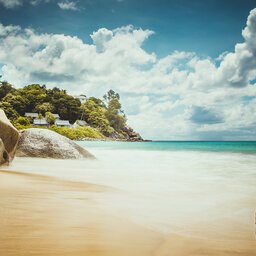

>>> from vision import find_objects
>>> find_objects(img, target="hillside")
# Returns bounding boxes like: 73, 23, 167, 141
0, 81, 143, 141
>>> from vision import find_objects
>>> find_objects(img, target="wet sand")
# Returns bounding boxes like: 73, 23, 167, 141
0, 170, 255, 256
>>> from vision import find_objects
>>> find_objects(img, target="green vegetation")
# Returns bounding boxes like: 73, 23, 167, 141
50, 126, 104, 140
81, 98, 114, 136
104, 90, 126, 132
0, 81, 127, 139
45, 112, 56, 125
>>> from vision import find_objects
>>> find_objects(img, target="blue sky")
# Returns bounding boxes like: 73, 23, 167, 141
0, 0, 256, 140
0, 0, 255, 57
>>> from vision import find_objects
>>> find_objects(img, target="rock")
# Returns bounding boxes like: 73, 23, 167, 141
16, 128, 95, 159
121, 125, 143, 141
109, 130, 123, 140
0, 109, 19, 165
0, 139, 9, 166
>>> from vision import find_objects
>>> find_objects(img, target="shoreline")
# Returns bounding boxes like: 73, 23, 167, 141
74, 137, 152, 142
1, 169, 256, 256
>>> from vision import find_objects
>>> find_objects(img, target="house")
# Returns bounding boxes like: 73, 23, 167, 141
55, 120, 71, 128
72, 120, 89, 128
33, 118, 48, 127
25, 112, 70, 127
25, 112, 38, 119
77, 120, 89, 126
25, 113, 60, 119
52, 114, 60, 120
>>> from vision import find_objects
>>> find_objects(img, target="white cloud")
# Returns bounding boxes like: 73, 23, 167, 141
57, 1, 78, 11
0, 0, 63, 9
0, 0, 22, 8
91, 28, 114, 53
217, 8, 256, 88
30, 0, 43, 5
0, 9, 256, 140
0, 23, 20, 36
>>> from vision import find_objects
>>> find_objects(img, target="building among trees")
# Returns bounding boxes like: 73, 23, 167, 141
25, 112, 70, 127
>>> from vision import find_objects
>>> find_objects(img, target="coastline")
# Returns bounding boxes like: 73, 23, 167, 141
74, 137, 152, 142
1, 169, 255, 256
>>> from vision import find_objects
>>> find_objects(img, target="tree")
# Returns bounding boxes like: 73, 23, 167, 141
17, 84, 47, 112
88, 97, 106, 108
16, 116, 30, 126
27, 115, 33, 124
105, 101, 126, 131
45, 112, 56, 125
103, 90, 126, 132
103, 89, 120, 104
34, 102, 55, 115
38, 113, 43, 119
0, 101, 19, 122
0, 81, 15, 100
51, 92, 81, 123
81, 99, 114, 135
2, 93, 27, 116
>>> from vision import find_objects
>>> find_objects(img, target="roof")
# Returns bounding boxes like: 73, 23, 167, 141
25, 112, 38, 118
76, 120, 89, 126
52, 114, 60, 118
55, 120, 70, 126
33, 118, 48, 125
25, 113, 60, 118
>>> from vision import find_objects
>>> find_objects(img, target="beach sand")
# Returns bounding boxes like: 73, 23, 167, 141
0, 170, 255, 256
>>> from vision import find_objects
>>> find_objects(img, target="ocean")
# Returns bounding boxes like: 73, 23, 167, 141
5, 141, 256, 241
78, 140, 256, 153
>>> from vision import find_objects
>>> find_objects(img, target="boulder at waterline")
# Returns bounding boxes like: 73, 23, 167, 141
0, 109, 20, 165
121, 125, 143, 141
16, 128, 95, 159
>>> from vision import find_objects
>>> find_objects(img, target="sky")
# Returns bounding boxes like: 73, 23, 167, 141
0, 0, 256, 140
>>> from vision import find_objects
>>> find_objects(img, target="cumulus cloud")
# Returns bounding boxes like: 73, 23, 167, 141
0, 0, 22, 8
218, 8, 256, 87
0, 23, 20, 36
57, 1, 78, 11
0, 0, 70, 9
91, 28, 113, 53
0, 9, 256, 139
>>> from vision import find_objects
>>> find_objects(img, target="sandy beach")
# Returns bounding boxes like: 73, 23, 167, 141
1, 2, 256, 255
1, 169, 255, 256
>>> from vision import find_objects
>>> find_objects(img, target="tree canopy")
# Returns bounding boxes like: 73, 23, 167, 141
0, 82, 127, 137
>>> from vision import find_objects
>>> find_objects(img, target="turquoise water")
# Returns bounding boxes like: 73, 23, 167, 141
76, 141, 256, 153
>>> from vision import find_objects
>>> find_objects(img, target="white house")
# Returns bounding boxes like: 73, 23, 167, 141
52, 114, 60, 120
25, 112, 38, 119
25, 112, 70, 127
33, 118, 48, 127
55, 120, 71, 128
72, 120, 89, 128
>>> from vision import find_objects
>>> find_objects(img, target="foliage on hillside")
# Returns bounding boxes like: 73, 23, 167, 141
0, 81, 127, 139
13, 125, 104, 140
50, 126, 104, 140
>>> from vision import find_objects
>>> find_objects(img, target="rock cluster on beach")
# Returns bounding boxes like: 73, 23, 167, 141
121, 125, 143, 141
16, 128, 95, 159
0, 109, 19, 166
78, 126, 144, 142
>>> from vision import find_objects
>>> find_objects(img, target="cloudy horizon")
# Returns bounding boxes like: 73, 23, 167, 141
0, 0, 255, 140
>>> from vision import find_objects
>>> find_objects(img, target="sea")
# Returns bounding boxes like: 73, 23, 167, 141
6, 141, 256, 240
